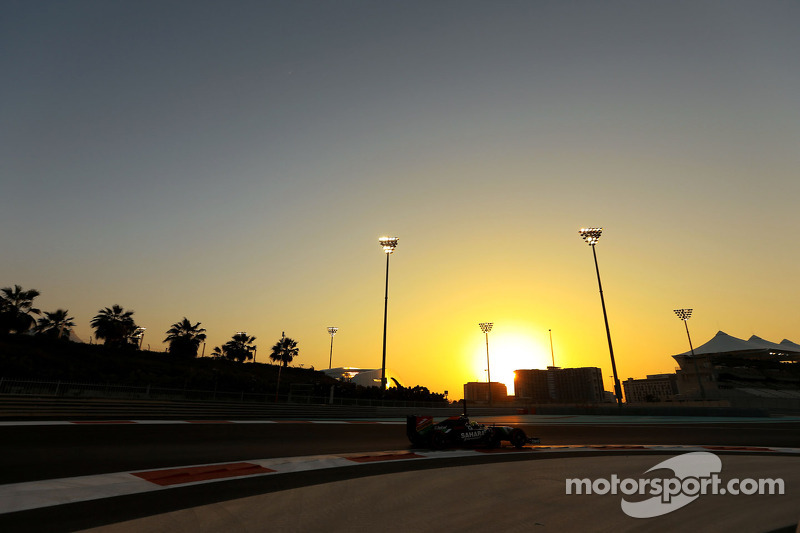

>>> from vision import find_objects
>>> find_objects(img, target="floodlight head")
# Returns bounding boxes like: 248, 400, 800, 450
479, 322, 493, 333
327, 326, 338, 336
379, 236, 399, 254
674, 309, 693, 321
579, 227, 603, 246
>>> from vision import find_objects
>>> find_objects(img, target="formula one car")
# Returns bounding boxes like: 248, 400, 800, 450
407, 415, 540, 449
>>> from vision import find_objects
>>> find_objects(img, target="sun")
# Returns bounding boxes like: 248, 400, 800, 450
470, 328, 551, 395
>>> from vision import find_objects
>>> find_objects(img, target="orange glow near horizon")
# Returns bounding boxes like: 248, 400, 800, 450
469, 326, 552, 396
4, 3, 799, 404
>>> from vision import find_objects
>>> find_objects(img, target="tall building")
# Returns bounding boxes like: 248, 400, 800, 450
463, 381, 508, 403
623, 374, 678, 403
514, 369, 551, 402
514, 367, 606, 403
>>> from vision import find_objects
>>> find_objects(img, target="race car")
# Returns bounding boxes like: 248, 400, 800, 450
407, 414, 540, 449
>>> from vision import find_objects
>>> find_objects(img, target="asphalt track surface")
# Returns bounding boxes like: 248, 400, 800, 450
1, 416, 799, 531
2, 416, 799, 484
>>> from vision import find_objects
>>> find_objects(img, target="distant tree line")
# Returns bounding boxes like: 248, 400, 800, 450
0, 284, 300, 366
1, 284, 447, 403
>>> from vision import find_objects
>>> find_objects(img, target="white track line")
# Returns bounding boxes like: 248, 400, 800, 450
0, 416, 798, 427
1, 445, 799, 515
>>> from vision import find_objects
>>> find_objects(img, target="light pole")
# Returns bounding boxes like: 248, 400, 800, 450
479, 322, 493, 405
327, 326, 338, 369
579, 227, 623, 405
379, 236, 398, 391
134, 327, 146, 350
674, 308, 706, 399
549, 329, 555, 367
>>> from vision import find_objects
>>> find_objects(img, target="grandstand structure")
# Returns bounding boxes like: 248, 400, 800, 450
673, 331, 800, 402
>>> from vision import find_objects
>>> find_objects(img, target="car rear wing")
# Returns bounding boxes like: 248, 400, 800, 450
406, 415, 434, 446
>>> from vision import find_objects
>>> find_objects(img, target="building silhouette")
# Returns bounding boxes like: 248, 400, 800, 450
321, 367, 402, 388
623, 374, 678, 403
463, 381, 508, 403
672, 331, 800, 401
514, 366, 606, 403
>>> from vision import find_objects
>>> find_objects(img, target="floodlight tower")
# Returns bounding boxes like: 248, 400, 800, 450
479, 322, 493, 406
579, 227, 623, 405
674, 309, 706, 399
327, 326, 338, 369
379, 236, 398, 391
134, 327, 146, 350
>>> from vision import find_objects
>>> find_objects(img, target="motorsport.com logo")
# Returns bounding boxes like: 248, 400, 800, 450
565, 452, 785, 518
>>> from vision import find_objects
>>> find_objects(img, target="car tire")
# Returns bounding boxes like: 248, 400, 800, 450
485, 428, 501, 448
510, 428, 527, 448
430, 432, 447, 450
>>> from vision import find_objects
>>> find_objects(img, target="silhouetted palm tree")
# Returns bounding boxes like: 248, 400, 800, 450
164, 318, 207, 358
270, 336, 299, 367
0, 285, 41, 335
90, 305, 138, 349
35, 309, 76, 340
212, 332, 256, 362
270, 335, 299, 401
227, 332, 256, 362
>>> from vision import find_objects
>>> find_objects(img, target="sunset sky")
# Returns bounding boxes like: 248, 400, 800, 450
2, 1, 799, 398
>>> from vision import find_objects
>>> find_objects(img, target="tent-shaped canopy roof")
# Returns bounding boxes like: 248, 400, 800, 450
321, 367, 403, 388
675, 331, 800, 357
746, 335, 791, 352
780, 339, 800, 351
